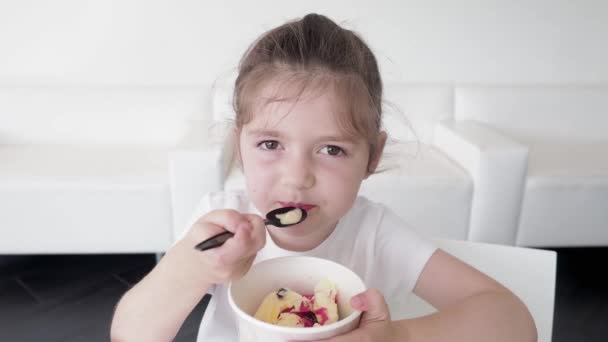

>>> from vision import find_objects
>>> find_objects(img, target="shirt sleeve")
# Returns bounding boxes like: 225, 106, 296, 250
371, 206, 438, 300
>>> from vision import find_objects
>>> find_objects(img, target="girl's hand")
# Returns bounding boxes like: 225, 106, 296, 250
311, 289, 399, 342
170, 209, 266, 286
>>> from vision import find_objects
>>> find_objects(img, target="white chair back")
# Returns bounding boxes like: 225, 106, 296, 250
399, 239, 557, 342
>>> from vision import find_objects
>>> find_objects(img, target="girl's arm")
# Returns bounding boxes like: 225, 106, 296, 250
319, 249, 537, 342
110, 210, 266, 342
111, 242, 213, 342
396, 249, 537, 341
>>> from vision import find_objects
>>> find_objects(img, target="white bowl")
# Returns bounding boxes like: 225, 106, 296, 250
229, 256, 366, 342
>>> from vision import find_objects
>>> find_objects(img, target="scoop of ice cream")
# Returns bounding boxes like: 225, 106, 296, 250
313, 278, 339, 325
254, 279, 339, 328
254, 288, 311, 324
276, 312, 323, 328
275, 208, 302, 225
276, 312, 305, 327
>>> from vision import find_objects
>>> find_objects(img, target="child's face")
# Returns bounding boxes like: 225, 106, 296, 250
238, 82, 378, 250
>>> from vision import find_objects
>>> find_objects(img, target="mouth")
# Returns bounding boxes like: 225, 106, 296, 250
278, 202, 317, 212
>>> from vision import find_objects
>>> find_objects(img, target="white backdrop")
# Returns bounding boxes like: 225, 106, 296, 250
1, 0, 607, 86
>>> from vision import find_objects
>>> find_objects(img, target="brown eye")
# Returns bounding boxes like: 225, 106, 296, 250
321, 145, 345, 156
258, 140, 279, 150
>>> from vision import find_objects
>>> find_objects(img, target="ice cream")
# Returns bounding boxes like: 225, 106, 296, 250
312, 278, 339, 325
275, 208, 303, 225
254, 279, 339, 327
254, 288, 311, 325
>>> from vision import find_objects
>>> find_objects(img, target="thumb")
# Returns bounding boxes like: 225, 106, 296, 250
350, 288, 390, 326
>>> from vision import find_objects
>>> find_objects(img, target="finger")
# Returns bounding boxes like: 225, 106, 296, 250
223, 222, 255, 253
350, 288, 391, 325
243, 214, 266, 249
189, 221, 226, 243
214, 223, 255, 263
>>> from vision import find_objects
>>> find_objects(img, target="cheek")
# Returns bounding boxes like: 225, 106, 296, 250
316, 162, 362, 217
319, 156, 368, 180
316, 159, 367, 197
241, 149, 278, 193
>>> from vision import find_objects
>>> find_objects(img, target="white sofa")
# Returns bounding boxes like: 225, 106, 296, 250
454, 86, 608, 247
0, 86, 208, 253
5, 84, 598, 254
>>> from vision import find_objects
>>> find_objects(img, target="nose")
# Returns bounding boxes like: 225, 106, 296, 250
280, 152, 315, 190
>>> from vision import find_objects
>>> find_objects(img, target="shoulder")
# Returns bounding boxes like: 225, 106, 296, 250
347, 196, 412, 233
336, 197, 437, 298
333, 196, 406, 248
352, 198, 438, 297
346, 196, 385, 224
348, 196, 435, 252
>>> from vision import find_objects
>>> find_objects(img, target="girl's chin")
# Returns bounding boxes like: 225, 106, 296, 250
267, 226, 324, 252
269, 217, 335, 239
268, 222, 310, 235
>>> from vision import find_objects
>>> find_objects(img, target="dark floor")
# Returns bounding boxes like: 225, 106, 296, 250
0, 248, 607, 341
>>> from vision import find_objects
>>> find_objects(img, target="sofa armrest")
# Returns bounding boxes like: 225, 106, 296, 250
168, 120, 234, 240
433, 120, 529, 245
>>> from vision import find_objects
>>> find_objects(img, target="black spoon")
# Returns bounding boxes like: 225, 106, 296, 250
194, 207, 308, 252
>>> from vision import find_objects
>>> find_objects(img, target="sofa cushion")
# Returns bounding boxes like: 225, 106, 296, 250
0, 145, 173, 253
516, 143, 608, 246
527, 143, 608, 179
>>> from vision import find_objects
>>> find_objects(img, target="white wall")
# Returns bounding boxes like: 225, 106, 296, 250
1, 0, 607, 86
0, 86, 209, 144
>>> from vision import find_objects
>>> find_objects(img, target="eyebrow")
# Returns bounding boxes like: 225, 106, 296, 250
246, 129, 359, 144
247, 129, 282, 138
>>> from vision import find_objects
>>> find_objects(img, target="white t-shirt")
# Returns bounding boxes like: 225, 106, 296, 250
179, 191, 437, 342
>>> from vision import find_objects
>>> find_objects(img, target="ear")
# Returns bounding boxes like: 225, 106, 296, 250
365, 131, 387, 178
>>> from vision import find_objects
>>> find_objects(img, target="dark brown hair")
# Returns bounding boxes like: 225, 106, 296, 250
233, 13, 384, 164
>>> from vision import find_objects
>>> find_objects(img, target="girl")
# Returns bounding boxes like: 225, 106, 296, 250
111, 13, 536, 342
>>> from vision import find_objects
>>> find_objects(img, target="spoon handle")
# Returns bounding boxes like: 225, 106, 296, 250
194, 219, 271, 251
194, 231, 234, 251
